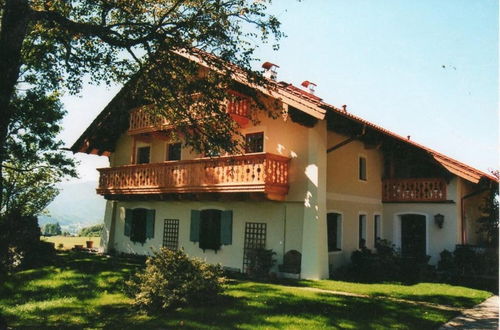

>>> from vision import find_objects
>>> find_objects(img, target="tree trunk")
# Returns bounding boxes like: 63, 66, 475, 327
0, 0, 31, 210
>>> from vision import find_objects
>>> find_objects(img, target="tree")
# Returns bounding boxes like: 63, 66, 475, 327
43, 222, 62, 236
0, 0, 283, 208
79, 224, 104, 237
476, 170, 499, 247
0, 88, 76, 216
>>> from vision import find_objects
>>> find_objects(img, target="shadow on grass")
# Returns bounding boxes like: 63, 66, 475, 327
0, 252, 457, 329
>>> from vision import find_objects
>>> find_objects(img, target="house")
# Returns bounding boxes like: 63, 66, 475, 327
71, 52, 497, 280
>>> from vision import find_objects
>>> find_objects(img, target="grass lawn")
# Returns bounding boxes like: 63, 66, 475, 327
0, 252, 492, 329
42, 236, 101, 250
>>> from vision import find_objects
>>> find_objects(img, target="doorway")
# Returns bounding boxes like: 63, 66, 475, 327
400, 214, 427, 258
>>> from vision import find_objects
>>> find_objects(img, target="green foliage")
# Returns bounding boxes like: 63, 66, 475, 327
1, 89, 76, 216
0, 211, 55, 277
438, 246, 498, 292
245, 248, 276, 279
126, 248, 225, 312
476, 173, 499, 247
78, 224, 103, 237
43, 222, 62, 236
335, 239, 431, 283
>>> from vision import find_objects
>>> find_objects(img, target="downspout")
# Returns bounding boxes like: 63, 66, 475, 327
460, 187, 490, 245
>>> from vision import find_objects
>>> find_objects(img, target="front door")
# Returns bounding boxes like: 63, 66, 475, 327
400, 214, 426, 258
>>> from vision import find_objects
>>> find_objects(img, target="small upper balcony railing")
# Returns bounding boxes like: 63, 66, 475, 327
128, 97, 250, 135
97, 153, 289, 200
382, 178, 447, 202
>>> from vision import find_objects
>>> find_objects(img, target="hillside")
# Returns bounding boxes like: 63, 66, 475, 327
39, 181, 106, 233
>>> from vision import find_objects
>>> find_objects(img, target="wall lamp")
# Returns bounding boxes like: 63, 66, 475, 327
434, 213, 445, 229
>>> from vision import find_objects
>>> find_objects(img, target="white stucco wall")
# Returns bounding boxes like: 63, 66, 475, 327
103, 200, 305, 273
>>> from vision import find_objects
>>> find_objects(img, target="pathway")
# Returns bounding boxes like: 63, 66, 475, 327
439, 295, 498, 330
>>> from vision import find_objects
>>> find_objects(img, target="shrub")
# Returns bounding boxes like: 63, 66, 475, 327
438, 245, 498, 292
126, 248, 225, 312
333, 239, 431, 283
245, 248, 276, 279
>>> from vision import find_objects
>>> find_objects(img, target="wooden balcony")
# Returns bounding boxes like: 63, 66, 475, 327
97, 153, 290, 200
128, 98, 250, 135
382, 178, 447, 202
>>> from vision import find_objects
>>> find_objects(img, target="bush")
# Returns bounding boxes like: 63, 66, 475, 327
438, 245, 498, 292
333, 239, 431, 283
245, 248, 276, 279
126, 248, 225, 312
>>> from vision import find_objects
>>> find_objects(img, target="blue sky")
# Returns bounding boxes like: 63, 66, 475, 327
61, 0, 498, 182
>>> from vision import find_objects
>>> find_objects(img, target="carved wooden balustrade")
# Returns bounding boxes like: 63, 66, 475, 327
97, 153, 290, 200
382, 178, 447, 202
128, 98, 250, 134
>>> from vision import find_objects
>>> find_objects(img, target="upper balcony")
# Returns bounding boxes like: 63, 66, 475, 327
382, 178, 447, 203
128, 96, 251, 135
97, 153, 290, 201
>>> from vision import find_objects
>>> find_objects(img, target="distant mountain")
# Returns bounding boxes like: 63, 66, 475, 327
38, 181, 106, 234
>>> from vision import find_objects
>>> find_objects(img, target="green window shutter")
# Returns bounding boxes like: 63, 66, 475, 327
146, 209, 155, 239
124, 209, 132, 237
220, 210, 233, 245
190, 210, 201, 242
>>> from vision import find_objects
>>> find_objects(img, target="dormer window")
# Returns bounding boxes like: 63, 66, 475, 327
137, 146, 151, 164
245, 132, 264, 153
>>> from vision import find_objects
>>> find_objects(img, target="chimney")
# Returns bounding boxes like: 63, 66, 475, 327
301, 80, 317, 94
342, 105, 347, 112
262, 61, 279, 80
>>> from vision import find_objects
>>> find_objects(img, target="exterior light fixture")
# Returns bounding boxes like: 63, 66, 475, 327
434, 213, 445, 229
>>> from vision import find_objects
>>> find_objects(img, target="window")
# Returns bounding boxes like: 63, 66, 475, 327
327, 213, 342, 251
190, 209, 233, 251
245, 132, 264, 153
137, 146, 151, 164
166, 143, 181, 161
163, 219, 179, 250
124, 208, 155, 244
374, 215, 382, 245
359, 156, 367, 181
358, 214, 367, 249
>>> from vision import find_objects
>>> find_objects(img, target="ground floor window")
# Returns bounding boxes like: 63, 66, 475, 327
374, 215, 382, 245
124, 208, 155, 244
190, 209, 233, 251
327, 213, 342, 251
359, 214, 367, 249
163, 219, 179, 250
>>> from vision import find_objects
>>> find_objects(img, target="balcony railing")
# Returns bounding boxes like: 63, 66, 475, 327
128, 98, 250, 134
382, 178, 447, 202
97, 153, 289, 200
